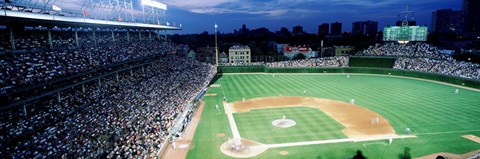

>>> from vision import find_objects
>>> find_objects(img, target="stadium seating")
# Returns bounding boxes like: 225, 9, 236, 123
0, 28, 216, 158
0, 55, 216, 158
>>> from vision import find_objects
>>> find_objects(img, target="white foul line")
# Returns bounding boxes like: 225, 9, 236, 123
266, 135, 416, 148
223, 102, 242, 142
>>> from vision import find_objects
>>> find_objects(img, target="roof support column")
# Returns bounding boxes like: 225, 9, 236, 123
112, 30, 115, 43
9, 26, 15, 50
23, 104, 27, 118
47, 28, 53, 49
149, 30, 152, 41
75, 30, 79, 47
127, 30, 130, 42
82, 84, 85, 93
57, 92, 61, 103
93, 30, 97, 46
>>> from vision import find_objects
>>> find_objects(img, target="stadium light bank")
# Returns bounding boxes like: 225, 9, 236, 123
141, 0, 168, 10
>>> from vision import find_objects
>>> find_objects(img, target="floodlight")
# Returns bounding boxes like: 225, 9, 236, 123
141, 0, 167, 10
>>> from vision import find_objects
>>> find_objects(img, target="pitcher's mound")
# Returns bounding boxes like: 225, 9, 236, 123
272, 119, 296, 128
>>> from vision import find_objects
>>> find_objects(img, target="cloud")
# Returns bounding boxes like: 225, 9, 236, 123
162, 0, 320, 17
161, 0, 431, 18
162, 0, 239, 8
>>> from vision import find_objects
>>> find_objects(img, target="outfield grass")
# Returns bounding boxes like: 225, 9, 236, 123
187, 74, 480, 159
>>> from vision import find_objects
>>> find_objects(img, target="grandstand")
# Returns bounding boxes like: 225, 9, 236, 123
0, 1, 219, 158
1, 1, 480, 159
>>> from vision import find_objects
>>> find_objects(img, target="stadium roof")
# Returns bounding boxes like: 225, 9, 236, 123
0, 10, 181, 30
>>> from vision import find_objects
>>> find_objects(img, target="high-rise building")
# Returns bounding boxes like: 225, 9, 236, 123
317, 23, 329, 36
352, 21, 378, 35
292, 25, 305, 36
276, 27, 291, 38
364, 21, 378, 36
462, 0, 480, 34
331, 22, 342, 35
431, 9, 463, 33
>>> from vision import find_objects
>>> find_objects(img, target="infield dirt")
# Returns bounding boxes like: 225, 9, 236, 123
229, 96, 396, 138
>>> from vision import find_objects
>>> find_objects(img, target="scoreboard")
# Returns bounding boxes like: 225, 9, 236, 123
383, 26, 428, 42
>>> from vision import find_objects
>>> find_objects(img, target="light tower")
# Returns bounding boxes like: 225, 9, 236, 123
398, 5, 415, 26
215, 23, 219, 66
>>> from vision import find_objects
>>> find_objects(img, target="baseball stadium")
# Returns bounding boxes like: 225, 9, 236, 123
1, 0, 480, 159
173, 61, 480, 159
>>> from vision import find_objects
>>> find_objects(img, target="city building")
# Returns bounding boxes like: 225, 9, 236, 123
275, 27, 291, 38
352, 21, 378, 36
331, 22, 342, 35
187, 50, 196, 60
283, 45, 318, 59
228, 45, 251, 63
196, 46, 216, 64
431, 9, 463, 33
275, 44, 288, 55
219, 52, 229, 64
462, 0, 480, 35
292, 25, 305, 36
318, 23, 329, 36
333, 46, 355, 56
323, 46, 355, 56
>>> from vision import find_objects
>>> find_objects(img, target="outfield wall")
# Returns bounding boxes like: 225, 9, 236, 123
217, 66, 480, 89
348, 56, 396, 68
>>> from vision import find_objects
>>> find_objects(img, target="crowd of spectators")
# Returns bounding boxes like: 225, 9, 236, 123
0, 40, 176, 95
260, 42, 478, 80
468, 152, 480, 159
219, 62, 264, 66
358, 42, 479, 80
0, 27, 161, 51
266, 56, 349, 68
359, 42, 453, 60
0, 56, 216, 158
394, 57, 480, 79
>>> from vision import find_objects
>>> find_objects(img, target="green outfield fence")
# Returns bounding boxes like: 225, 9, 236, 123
217, 65, 266, 73
216, 66, 480, 89
348, 56, 397, 68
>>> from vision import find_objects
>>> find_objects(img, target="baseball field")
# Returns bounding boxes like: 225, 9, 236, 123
185, 73, 480, 159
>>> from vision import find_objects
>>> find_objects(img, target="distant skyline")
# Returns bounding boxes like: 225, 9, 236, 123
163, 0, 461, 34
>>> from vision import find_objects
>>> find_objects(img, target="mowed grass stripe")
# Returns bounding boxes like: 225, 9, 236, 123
259, 75, 285, 97
247, 75, 277, 98
231, 75, 248, 99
